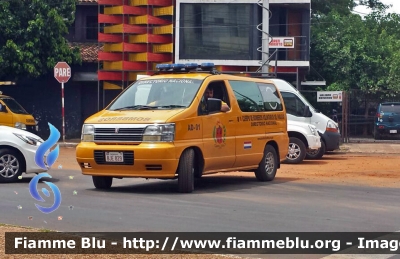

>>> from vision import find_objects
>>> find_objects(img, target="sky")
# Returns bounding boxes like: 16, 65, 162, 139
353, 0, 400, 15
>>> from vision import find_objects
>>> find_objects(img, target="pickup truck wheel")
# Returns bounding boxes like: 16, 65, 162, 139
177, 149, 195, 193
306, 140, 325, 159
373, 128, 381, 140
285, 137, 306, 164
0, 148, 24, 183
255, 145, 278, 181
92, 176, 113, 189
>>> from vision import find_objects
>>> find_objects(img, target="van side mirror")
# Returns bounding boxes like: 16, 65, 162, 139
303, 105, 312, 117
207, 98, 222, 114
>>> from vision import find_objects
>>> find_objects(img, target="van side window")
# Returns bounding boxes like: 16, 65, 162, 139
280, 92, 306, 117
198, 81, 230, 116
229, 81, 264, 112
257, 83, 283, 111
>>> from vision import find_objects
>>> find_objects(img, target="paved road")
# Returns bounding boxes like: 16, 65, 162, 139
2, 159, 400, 259
2, 166, 400, 232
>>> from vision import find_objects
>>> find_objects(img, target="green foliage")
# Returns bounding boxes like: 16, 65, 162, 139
0, 0, 81, 81
310, 0, 400, 101
312, 0, 355, 16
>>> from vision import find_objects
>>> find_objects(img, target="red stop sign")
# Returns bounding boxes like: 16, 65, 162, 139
54, 62, 71, 83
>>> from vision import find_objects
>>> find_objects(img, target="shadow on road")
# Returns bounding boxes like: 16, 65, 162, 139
317, 156, 348, 161
293, 160, 328, 165
0, 176, 60, 184
88, 174, 300, 195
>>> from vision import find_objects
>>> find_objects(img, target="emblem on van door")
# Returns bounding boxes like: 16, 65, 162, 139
212, 119, 226, 147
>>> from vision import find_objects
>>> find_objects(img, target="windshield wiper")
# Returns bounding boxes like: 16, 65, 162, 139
112, 105, 155, 111
159, 105, 186, 108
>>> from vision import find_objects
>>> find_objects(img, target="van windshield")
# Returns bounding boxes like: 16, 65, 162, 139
107, 78, 202, 111
380, 104, 400, 113
0, 98, 29, 115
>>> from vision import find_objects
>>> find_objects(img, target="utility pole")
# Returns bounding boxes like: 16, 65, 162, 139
261, 0, 270, 73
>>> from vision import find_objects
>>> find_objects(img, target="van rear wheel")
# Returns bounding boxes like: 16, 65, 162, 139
255, 145, 278, 181
177, 149, 195, 193
92, 176, 113, 189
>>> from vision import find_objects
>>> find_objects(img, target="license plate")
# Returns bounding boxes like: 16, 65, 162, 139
390, 130, 397, 134
105, 152, 124, 162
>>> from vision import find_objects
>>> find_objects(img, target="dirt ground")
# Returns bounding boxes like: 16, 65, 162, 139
58, 146, 400, 189
2, 147, 399, 258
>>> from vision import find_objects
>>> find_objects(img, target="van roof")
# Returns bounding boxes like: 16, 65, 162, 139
139, 72, 276, 83
267, 78, 298, 92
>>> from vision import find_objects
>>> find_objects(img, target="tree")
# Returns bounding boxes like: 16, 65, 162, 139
0, 0, 81, 81
310, 0, 400, 135
312, 0, 355, 16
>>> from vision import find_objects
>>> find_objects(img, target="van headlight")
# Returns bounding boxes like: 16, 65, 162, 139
142, 123, 175, 142
81, 124, 94, 142
326, 120, 339, 133
15, 122, 27, 130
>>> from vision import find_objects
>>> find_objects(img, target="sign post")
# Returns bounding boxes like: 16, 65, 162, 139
54, 62, 71, 143
316, 90, 348, 143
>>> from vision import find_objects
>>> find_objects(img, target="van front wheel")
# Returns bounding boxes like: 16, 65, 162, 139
92, 176, 113, 189
255, 145, 278, 181
177, 149, 195, 193
306, 140, 325, 159
285, 137, 306, 164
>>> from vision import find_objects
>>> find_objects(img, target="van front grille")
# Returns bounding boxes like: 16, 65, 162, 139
94, 127, 145, 142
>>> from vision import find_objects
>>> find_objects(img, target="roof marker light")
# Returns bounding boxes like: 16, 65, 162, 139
185, 63, 198, 70
156, 64, 172, 70
172, 63, 185, 70
201, 63, 215, 70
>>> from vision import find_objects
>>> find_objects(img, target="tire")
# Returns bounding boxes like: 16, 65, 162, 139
306, 140, 325, 159
285, 137, 307, 164
373, 128, 381, 140
177, 149, 195, 193
0, 148, 25, 183
92, 176, 113, 189
255, 144, 278, 182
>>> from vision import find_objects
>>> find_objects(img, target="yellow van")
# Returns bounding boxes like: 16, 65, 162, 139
0, 91, 38, 133
76, 63, 289, 193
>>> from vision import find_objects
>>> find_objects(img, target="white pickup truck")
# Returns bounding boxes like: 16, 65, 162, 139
285, 120, 321, 164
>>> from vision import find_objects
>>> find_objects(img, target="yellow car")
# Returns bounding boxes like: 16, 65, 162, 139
0, 92, 38, 134
76, 63, 289, 193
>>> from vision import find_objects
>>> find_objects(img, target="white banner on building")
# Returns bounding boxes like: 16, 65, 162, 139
317, 91, 343, 102
269, 37, 295, 48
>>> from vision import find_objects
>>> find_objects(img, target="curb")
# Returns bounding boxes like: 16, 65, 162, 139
58, 142, 79, 148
